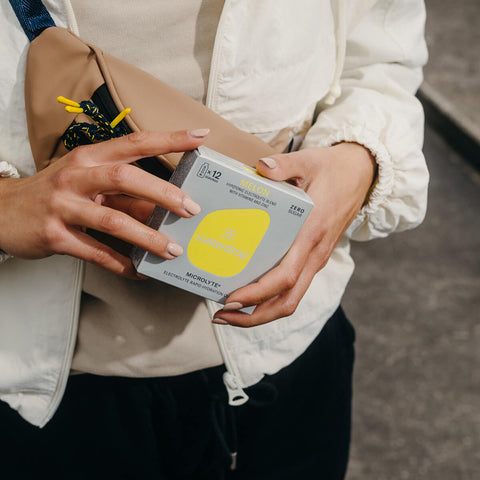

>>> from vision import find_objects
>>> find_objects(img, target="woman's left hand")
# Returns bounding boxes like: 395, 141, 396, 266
213, 142, 376, 327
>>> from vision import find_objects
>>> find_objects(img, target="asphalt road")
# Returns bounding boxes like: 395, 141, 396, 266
343, 124, 480, 480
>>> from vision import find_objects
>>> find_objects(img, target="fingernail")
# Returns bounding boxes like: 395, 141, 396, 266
222, 302, 243, 311
166, 242, 183, 257
188, 128, 210, 138
259, 157, 277, 169
183, 196, 201, 216
213, 317, 230, 325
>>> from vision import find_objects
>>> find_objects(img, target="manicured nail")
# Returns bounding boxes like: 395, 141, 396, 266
166, 242, 183, 257
259, 157, 277, 169
183, 196, 201, 216
213, 317, 230, 325
222, 302, 243, 311
188, 128, 210, 138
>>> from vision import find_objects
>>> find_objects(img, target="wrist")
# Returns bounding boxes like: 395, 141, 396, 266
0, 177, 22, 257
330, 142, 377, 203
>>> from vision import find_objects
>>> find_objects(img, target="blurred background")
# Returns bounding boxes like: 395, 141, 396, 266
344, 1, 479, 479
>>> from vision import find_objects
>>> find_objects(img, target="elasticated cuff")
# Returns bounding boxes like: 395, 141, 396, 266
303, 124, 394, 239
0, 161, 21, 179
0, 161, 20, 263
0, 251, 12, 263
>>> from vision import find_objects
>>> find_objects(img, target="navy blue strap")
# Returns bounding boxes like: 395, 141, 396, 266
8, 0, 55, 41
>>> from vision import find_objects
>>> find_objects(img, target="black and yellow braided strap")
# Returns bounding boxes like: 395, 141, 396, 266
61, 100, 127, 150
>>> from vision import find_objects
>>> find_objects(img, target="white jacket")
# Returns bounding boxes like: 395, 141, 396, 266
0, 0, 428, 426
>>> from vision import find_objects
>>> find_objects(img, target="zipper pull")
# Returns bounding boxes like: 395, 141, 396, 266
223, 372, 249, 406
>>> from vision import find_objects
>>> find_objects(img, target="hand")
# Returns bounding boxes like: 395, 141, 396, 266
213, 142, 376, 326
0, 129, 209, 278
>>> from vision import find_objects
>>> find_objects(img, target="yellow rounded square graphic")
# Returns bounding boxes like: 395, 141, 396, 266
187, 209, 270, 277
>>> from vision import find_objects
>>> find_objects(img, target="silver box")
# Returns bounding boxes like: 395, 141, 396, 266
132, 146, 313, 308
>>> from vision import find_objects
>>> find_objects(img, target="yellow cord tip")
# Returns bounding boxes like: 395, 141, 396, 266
110, 107, 131, 128
57, 96, 81, 108
65, 106, 84, 114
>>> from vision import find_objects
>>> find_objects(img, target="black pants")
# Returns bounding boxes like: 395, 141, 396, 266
0, 307, 355, 480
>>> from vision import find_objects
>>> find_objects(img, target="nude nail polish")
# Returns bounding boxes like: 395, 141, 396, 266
188, 128, 210, 138
222, 302, 243, 311
166, 242, 183, 257
183, 196, 201, 216
212, 317, 229, 325
259, 157, 277, 169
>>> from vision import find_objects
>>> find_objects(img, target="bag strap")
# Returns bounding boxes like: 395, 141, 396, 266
8, 0, 55, 41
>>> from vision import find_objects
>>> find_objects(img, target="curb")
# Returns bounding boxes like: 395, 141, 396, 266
418, 82, 480, 172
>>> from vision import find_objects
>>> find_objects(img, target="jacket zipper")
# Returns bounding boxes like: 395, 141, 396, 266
204, 0, 248, 406
212, 321, 249, 406
40, 258, 84, 427
206, 298, 249, 406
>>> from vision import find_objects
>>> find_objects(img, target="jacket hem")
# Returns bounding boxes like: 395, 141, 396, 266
38, 258, 84, 427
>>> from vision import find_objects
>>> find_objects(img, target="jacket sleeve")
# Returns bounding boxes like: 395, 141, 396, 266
0, 164, 20, 263
301, 0, 429, 241
0, 3, 36, 264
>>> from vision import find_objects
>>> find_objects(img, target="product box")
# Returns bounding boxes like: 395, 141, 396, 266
131, 146, 313, 310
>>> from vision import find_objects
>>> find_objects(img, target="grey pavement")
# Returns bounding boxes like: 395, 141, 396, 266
342, 4, 480, 478
344, 124, 480, 479
421, 0, 480, 145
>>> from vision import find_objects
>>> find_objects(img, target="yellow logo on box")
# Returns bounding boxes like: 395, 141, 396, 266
187, 209, 270, 277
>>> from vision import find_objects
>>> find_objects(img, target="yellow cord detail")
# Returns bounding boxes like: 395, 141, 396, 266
110, 108, 131, 128
57, 95, 132, 151
57, 96, 81, 108
65, 106, 84, 114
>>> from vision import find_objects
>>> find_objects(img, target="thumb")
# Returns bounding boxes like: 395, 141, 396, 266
255, 151, 313, 185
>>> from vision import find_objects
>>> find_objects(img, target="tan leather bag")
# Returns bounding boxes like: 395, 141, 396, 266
25, 27, 276, 176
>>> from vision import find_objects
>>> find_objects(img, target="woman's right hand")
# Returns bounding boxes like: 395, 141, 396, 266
0, 129, 208, 279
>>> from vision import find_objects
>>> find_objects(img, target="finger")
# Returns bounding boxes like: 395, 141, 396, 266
77, 129, 209, 166
214, 262, 318, 327
214, 221, 331, 323
60, 228, 140, 279
255, 150, 317, 186
221, 232, 317, 308
100, 195, 155, 224
66, 200, 184, 260
83, 163, 201, 218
